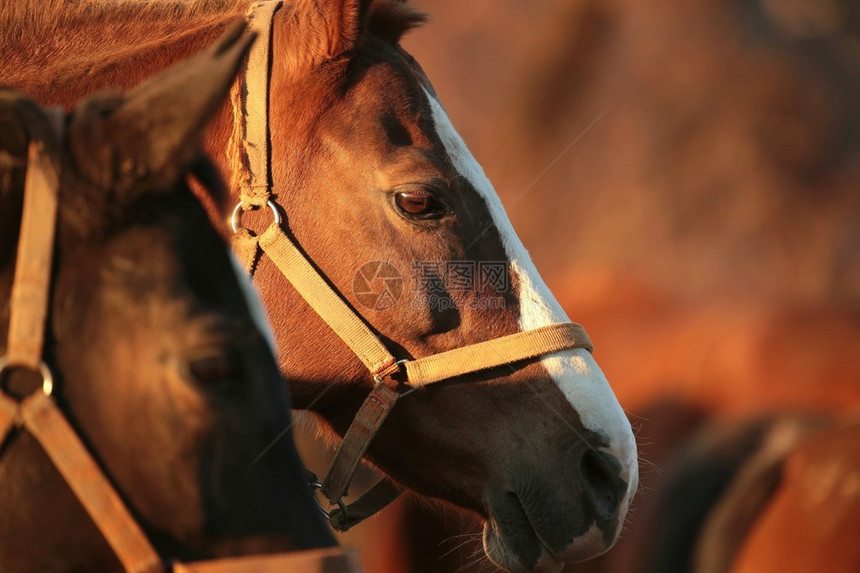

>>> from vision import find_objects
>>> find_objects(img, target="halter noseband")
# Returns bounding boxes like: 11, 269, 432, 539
0, 110, 359, 572
231, 0, 594, 532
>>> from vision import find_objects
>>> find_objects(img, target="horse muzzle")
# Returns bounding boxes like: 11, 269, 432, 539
482, 449, 629, 572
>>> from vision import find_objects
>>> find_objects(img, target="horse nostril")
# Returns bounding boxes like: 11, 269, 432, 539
580, 449, 625, 520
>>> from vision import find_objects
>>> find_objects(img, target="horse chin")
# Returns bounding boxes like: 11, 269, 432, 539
483, 520, 563, 573
483, 518, 609, 573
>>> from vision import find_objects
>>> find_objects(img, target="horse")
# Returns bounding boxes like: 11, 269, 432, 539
731, 420, 860, 573
614, 413, 860, 573
0, 25, 349, 572
1, 2, 640, 569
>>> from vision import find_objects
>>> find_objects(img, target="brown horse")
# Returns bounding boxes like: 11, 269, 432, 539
732, 420, 860, 573
0, 27, 338, 571
1, 2, 639, 569
554, 406, 858, 573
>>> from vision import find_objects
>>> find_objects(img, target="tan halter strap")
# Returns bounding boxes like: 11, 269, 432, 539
254, 221, 594, 386
230, 0, 594, 531
6, 140, 60, 372
1, 121, 360, 571
230, 0, 283, 211
172, 546, 363, 572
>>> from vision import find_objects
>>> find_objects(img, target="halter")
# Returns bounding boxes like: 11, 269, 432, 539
0, 112, 360, 572
231, 1, 594, 531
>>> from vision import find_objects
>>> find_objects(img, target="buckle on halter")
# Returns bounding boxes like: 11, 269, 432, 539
308, 478, 349, 520
372, 359, 409, 388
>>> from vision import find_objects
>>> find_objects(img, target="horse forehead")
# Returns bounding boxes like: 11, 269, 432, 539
339, 54, 435, 136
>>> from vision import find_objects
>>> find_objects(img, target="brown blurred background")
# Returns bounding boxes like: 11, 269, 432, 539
298, 0, 860, 571
407, 0, 859, 309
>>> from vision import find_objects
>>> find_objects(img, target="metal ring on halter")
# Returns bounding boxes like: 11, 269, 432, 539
308, 480, 349, 520
231, 200, 282, 234
0, 356, 54, 396
373, 359, 409, 386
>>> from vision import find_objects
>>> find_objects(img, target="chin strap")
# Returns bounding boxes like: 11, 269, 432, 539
231, 0, 594, 532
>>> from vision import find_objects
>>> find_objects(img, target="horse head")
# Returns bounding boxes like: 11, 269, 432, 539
0, 24, 334, 571
243, 2, 640, 569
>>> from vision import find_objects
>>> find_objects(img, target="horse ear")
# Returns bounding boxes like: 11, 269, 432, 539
0, 90, 57, 265
281, 0, 372, 72
68, 21, 255, 194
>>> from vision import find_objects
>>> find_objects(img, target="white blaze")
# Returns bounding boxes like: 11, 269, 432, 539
424, 89, 638, 520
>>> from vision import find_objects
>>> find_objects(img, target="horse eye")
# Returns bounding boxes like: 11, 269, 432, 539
394, 190, 446, 219
187, 353, 242, 394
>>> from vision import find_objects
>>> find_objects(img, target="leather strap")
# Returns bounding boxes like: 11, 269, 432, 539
173, 546, 362, 572
232, 228, 262, 275
255, 220, 593, 529
321, 384, 399, 505
12, 391, 363, 571
258, 223, 401, 378
21, 392, 164, 573
257, 222, 593, 385
5, 141, 59, 370
404, 322, 592, 386
0, 392, 17, 449
234, 0, 283, 209
1, 98, 360, 572
327, 479, 402, 533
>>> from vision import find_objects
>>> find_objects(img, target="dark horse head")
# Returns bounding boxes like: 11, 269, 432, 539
0, 25, 334, 571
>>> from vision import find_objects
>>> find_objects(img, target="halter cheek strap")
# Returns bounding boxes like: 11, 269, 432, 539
232, 0, 594, 531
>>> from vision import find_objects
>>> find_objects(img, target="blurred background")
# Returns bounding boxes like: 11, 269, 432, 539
298, 0, 860, 570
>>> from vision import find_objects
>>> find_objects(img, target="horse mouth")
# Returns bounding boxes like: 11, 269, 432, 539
483, 518, 563, 573
482, 491, 609, 573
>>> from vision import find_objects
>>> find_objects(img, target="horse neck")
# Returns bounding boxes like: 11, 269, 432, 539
1, 9, 239, 177
2, 8, 243, 225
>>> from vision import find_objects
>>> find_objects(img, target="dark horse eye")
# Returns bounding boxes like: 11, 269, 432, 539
187, 353, 242, 394
394, 190, 446, 219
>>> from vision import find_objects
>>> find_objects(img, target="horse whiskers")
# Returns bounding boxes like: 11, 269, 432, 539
442, 538, 484, 555
439, 533, 483, 560
440, 532, 484, 543
638, 454, 662, 475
